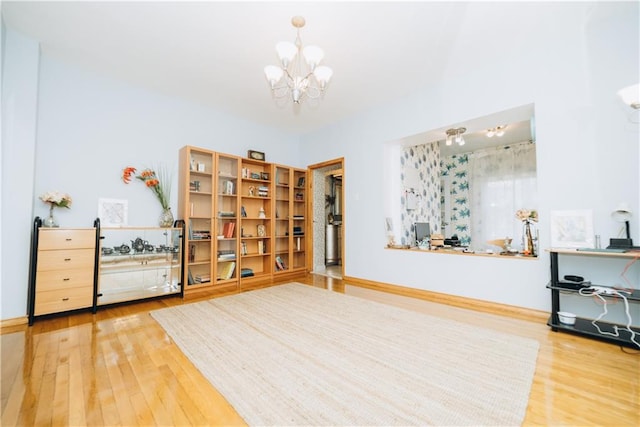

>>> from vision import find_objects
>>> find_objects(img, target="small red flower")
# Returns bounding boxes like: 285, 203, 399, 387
140, 169, 154, 178
121, 167, 137, 184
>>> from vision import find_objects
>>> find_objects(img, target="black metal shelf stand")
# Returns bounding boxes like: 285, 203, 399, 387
547, 250, 640, 348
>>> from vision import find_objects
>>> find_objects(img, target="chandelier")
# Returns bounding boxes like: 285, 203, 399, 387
445, 127, 466, 146
264, 16, 333, 104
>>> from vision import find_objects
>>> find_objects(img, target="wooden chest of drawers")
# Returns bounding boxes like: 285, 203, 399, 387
29, 227, 97, 324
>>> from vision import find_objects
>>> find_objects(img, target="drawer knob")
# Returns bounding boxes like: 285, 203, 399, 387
64, 258, 71, 261
63, 278, 70, 281
62, 297, 69, 301
65, 238, 72, 241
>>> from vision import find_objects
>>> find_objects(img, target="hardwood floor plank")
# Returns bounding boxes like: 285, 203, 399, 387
2, 273, 639, 426
33, 373, 55, 426
129, 392, 155, 426
67, 349, 87, 426
52, 362, 69, 426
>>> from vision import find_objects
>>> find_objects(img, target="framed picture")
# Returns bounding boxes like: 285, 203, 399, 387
550, 209, 594, 248
297, 176, 305, 187
257, 224, 266, 237
98, 198, 128, 227
248, 150, 266, 161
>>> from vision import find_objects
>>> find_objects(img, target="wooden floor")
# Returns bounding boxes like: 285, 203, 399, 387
2, 273, 639, 426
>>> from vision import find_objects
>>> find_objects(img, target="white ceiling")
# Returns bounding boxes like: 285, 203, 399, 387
1, 1, 592, 135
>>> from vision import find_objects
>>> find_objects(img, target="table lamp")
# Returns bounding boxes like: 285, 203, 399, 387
610, 202, 633, 247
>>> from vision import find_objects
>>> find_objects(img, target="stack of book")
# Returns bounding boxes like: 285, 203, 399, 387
192, 230, 211, 240
189, 180, 201, 192
217, 250, 236, 261
258, 186, 269, 197
195, 273, 211, 283
218, 211, 235, 218
241, 268, 254, 278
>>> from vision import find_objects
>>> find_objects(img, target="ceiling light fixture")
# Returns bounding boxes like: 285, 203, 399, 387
486, 125, 506, 138
264, 16, 333, 105
445, 127, 466, 146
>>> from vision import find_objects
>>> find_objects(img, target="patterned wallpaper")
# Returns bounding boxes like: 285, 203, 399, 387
398, 143, 474, 246
399, 143, 441, 245
440, 154, 471, 245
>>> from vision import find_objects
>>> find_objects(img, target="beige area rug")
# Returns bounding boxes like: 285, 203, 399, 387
151, 283, 539, 426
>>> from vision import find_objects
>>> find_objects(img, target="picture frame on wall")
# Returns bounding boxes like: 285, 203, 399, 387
550, 209, 594, 248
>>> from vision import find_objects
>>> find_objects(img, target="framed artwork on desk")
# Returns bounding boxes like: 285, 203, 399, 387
98, 198, 128, 227
550, 209, 594, 248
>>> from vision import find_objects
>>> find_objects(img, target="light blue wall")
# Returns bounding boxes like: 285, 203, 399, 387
1, 2, 638, 322
1, 23, 40, 321
1, 27, 300, 320
299, 2, 640, 320
34, 56, 301, 226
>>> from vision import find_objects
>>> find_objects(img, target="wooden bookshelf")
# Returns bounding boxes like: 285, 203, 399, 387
179, 146, 307, 296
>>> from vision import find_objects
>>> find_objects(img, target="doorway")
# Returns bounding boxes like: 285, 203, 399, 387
308, 158, 344, 279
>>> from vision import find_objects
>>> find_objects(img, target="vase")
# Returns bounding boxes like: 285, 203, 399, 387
42, 204, 59, 228
159, 207, 174, 228
524, 221, 535, 256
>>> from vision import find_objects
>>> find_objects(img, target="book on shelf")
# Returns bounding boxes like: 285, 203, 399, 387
224, 180, 234, 195
190, 180, 201, 192
188, 269, 195, 285
275, 255, 286, 271
218, 211, 235, 218
241, 268, 254, 278
222, 222, 235, 238
296, 237, 301, 251
189, 244, 196, 262
217, 261, 236, 280
293, 215, 304, 220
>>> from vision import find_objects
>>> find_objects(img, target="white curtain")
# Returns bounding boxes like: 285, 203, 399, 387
468, 142, 537, 251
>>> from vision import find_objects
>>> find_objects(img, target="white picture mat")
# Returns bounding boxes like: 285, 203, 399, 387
550, 209, 594, 248
98, 198, 128, 227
